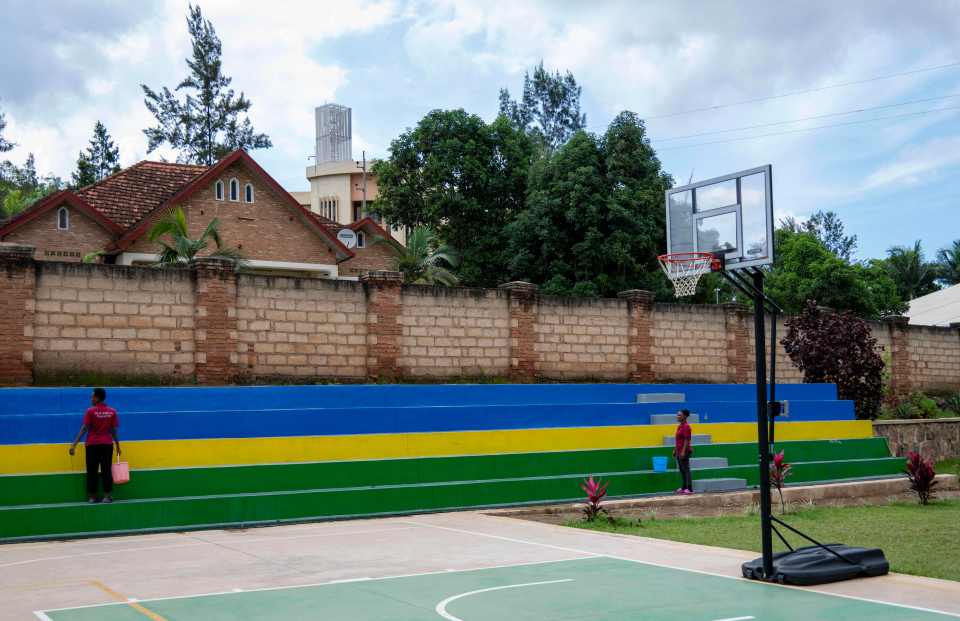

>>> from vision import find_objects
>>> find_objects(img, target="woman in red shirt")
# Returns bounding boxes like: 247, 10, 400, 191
69, 388, 121, 503
674, 409, 693, 495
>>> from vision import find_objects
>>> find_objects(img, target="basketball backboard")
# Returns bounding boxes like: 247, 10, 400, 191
665, 165, 774, 271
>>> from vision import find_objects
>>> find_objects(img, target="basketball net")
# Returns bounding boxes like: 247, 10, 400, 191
658, 253, 718, 297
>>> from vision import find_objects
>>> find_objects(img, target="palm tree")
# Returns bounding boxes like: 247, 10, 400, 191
148, 207, 244, 267
884, 240, 939, 300
935, 240, 960, 285
390, 226, 460, 285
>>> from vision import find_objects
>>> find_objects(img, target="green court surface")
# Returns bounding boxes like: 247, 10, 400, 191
39, 556, 956, 621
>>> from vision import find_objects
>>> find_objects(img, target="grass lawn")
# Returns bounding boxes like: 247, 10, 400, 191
569, 499, 960, 582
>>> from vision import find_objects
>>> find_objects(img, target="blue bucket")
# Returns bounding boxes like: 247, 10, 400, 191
652, 456, 668, 472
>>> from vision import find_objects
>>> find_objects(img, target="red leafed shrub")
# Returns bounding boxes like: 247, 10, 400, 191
580, 476, 609, 521
782, 301, 885, 420
769, 450, 792, 514
905, 451, 938, 505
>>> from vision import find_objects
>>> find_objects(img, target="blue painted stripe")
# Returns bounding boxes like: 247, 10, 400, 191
0, 400, 854, 444
0, 383, 838, 415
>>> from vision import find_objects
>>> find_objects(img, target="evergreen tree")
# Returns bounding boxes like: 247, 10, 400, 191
883, 240, 940, 300
0, 109, 13, 153
499, 62, 586, 152
72, 121, 121, 187
935, 239, 960, 285
141, 4, 271, 165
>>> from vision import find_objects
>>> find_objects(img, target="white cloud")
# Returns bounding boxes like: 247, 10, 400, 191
862, 134, 960, 190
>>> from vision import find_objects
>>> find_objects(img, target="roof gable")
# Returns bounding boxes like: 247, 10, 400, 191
0, 190, 124, 238
113, 150, 353, 261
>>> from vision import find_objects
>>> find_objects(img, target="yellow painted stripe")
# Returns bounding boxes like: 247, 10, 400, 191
0, 420, 872, 475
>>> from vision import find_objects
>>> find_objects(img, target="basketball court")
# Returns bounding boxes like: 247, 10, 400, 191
8, 511, 958, 620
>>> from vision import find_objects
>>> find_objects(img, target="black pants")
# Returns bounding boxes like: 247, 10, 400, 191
85, 444, 113, 497
677, 456, 693, 491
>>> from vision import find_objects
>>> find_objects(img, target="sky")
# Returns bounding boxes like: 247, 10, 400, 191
1, 0, 959, 261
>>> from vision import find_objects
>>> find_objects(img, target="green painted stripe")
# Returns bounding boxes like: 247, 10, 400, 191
0, 456, 903, 540
0, 438, 892, 507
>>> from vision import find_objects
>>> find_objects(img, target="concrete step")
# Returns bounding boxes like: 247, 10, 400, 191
635, 393, 685, 404
650, 413, 700, 425
663, 434, 712, 446
690, 457, 728, 469
693, 478, 748, 493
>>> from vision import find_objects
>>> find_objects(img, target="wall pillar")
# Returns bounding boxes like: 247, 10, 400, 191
192, 257, 239, 385
618, 289, 656, 382
724, 303, 751, 383
885, 315, 912, 397
0, 244, 35, 385
362, 270, 403, 381
499, 281, 538, 383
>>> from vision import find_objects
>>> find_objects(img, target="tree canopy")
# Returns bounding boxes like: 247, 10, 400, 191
0, 109, 13, 153
935, 239, 960, 286
780, 210, 857, 262
506, 113, 673, 297
141, 4, 271, 165
1, 153, 64, 218
498, 62, 586, 152
72, 121, 120, 188
371, 109, 533, 287
883, 240, 940, 301
765, 228, 904, 318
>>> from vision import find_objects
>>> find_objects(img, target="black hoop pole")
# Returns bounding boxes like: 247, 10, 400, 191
752, 270, 774, 578
769, 308, 777, 444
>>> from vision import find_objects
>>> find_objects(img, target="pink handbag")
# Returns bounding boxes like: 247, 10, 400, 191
112, 453, 130, 485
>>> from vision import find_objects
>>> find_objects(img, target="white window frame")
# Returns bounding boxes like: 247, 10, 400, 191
57, 207, 69, 231
229, 178, 239, 202
215, 180, 224, 201
244, 183, 254, 203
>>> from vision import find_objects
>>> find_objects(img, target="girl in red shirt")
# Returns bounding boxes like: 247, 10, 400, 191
69, 388, 121, 503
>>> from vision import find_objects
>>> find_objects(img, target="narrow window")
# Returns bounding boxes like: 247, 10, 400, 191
356, 231, 365, 248
57, 207, 69, 230
229, 178, 239, 201
244, 183, 254, 203
215, 180, 224, 201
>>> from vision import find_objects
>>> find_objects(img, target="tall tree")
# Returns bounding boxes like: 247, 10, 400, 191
0, 109, 13, 153
766, 229, 904, 318
372, 109, 533, 287
141, 4, 271, 165
883, 240, 940, 300
935, 239, 960, 285
72, 121, 121, 188
0, 154, 64, 218
499, 61, 586, 152
779, 210, 857, 261
506, 112, 675, 298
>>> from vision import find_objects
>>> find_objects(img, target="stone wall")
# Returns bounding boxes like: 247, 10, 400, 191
535, 297, 628, 379
873, 418, 960, 463
399, 286, 509, 377
1, 244, 959, 389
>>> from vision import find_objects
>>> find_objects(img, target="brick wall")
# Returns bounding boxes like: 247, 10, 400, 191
339, 239, 398, 279
535, 296, 629, 379
1, 248, 958, 390
399, 286, 510, 377
652, 304, 729, 382
32, 262, 195, 377
235, 274, 367, 379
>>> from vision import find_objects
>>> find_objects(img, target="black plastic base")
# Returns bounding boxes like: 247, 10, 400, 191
742, 544, 889, 585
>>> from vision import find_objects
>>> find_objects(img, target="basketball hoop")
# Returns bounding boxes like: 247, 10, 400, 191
658, 252, 720, 297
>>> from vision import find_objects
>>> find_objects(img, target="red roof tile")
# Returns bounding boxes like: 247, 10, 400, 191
76, 161, 208, 229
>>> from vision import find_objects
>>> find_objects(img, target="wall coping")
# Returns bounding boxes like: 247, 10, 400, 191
873, 417, 960, 426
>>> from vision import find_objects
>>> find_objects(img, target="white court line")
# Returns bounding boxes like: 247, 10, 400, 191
435, 579, 573, 621
403, 520, 960, 619
714, 617, 754, 621
2, 526, 417, 569
32, 612, 54, 621
37, 556, 591, 613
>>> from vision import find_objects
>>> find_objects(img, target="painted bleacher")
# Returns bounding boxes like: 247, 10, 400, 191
0, 383, 899, 541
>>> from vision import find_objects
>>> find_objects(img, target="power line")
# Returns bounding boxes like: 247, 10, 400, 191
651, 93, 960, 142
655, 104, 960, 152
645, 60, 960, 120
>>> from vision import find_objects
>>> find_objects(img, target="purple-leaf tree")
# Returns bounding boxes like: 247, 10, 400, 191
905, 451, 938, 505
769, 450, 792, 514
782, 301, 885, 420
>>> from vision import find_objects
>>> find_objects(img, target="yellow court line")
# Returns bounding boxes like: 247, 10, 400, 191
1, 420, 873, 475
89, 579, 169, 621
